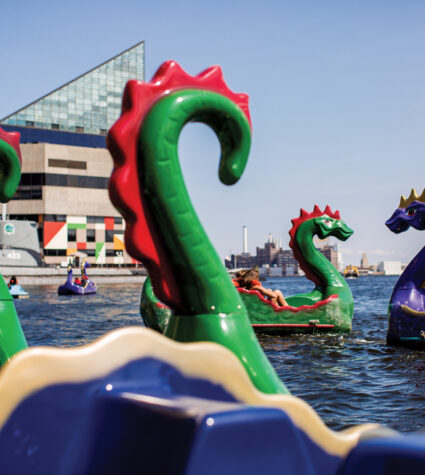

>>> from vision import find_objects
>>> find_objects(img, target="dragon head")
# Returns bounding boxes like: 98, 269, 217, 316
289, 206, 353, 287
385, 189, 425, 234
314, 214, 354, 241
289, 205, 353, 246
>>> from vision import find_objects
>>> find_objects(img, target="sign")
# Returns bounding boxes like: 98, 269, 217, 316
4, 223, 15, 235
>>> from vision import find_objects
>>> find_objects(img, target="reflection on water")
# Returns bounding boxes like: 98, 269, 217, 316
16, 276, 425, 433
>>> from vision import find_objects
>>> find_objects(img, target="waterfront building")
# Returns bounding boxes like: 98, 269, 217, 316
228, 233, 343, 276
377, 261, 402, 275
0, 42, 145, 266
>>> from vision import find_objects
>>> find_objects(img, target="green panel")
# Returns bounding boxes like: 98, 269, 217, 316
95, 242, 105, 260
67, 223, 86, 229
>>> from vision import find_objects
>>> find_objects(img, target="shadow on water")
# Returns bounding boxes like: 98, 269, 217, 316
16, 276, 425, 433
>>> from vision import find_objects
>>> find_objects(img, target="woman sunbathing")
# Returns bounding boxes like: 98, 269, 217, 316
234, 268, 288, 307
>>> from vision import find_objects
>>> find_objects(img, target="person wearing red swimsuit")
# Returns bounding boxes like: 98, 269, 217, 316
233, 268, 288, 307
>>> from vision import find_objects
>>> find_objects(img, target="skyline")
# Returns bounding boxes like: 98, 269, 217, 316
1, 1, 424, 266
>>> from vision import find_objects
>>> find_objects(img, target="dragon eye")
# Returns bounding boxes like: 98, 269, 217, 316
323, 219, 331, 225
407, 208, 416, 217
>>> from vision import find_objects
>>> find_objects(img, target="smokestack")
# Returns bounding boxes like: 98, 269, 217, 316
243, 226, 248, 254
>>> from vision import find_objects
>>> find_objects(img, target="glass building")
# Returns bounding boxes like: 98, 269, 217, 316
1, 41, 144, 138
0, 42, 145, 267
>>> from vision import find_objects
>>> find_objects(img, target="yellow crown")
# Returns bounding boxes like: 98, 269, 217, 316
399, 188, 425, 208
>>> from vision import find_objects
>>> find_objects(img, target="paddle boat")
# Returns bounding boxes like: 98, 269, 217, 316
8, 284, 29, 299
1, 61, 425, 474
58, 259, 97, 295
141, 204, 355, 334
385, 188, 425, 347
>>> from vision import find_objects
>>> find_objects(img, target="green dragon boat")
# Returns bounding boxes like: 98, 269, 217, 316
141, 204, 354, 334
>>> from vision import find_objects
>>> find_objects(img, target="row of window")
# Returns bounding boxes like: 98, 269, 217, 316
48, 159, 87, 170
8, 214, 123, 225
18, 173, 109, 189
13, 189, 42, 200
44, 249, 121, 257
67, 229, 117, 242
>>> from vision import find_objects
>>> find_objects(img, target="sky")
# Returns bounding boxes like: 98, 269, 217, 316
0, 1, 424, 266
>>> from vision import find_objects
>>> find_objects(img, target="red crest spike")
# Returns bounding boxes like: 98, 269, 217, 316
313, 205, 321, 214
334, 210, 340, 219
324, 205, 332, 216
300, 209, 308, 217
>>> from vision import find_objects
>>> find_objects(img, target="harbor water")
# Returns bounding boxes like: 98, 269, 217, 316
16, 275, 425, 434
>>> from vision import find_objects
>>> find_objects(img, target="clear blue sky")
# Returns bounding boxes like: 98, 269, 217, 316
1, 1, 424, 266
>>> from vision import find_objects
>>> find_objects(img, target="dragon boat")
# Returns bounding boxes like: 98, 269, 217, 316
58, 259, 97, 295
385, 189, 425, 347
1, 62, 425, 474
141, 205, 355, 334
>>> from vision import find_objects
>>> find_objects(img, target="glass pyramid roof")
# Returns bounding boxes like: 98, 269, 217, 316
1, 41, 144, 135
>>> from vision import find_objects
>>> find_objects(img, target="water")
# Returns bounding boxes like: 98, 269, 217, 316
15, 276, 425, 434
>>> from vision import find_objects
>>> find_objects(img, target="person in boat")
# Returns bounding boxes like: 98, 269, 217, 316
7, 276, 17, 289
234, 268, 288, 307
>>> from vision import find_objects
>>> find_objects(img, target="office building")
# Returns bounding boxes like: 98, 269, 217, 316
1, 42, 145, 266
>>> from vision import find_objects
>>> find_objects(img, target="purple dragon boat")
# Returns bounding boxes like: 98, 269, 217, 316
58, 260, 97, 295
385, 189, 425, 347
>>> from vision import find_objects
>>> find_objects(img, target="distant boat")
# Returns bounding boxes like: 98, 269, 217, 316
8, 284, 29, 299
344, 265, 359, 279
58, 260, 97, 295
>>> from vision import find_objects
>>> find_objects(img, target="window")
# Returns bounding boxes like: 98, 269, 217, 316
68, 228, 76, 242
87, 229, 95, 242
105, 230, 114, 242
114, 217, 122, 225
51, 124, 60, 130
67, 175, 79, 187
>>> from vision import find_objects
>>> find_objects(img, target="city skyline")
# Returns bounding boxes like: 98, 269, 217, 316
231, 227, 390, 268
1, 1, 424, 266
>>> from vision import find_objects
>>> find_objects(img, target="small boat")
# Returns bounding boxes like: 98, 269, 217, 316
58, 260, 96, 295
344, 265, 359, 278
385, 189, 425, 347
8, 284, 29, 299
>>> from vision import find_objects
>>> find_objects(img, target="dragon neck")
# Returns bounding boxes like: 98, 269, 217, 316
392, 245, 425, 293
293, 221, 348, 296
138, 89, 250, 316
